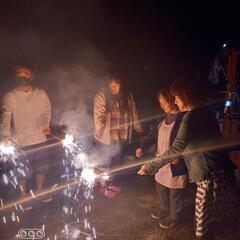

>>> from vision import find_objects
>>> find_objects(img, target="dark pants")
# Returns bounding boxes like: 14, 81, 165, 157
22, 141, 50, 179
156, 182, 184, 225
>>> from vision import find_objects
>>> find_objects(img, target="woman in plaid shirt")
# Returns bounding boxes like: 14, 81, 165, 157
94, 72, 143, 167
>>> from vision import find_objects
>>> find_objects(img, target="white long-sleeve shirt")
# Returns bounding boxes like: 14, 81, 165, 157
1, 88, 51, 146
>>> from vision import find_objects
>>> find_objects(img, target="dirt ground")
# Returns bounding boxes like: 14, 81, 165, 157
1, 166, 240, 240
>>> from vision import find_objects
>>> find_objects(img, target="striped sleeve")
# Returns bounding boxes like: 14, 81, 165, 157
94, 90, 107, 131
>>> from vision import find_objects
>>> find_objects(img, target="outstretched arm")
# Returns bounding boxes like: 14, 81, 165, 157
144, 112, 191, 175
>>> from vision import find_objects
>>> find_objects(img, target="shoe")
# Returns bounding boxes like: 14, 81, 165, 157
151, 212, 161, 219
159, 222, 171, 229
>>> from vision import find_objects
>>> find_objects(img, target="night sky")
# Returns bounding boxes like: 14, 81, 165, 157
0, 0, 239, 103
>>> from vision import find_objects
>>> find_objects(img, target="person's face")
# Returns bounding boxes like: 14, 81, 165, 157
159, 94, 174, 113
174, 95, 186, 112
15, 68, 33, 88
109, 80, 121, 95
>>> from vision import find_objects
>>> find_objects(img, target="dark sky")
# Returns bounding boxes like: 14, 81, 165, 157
0, 0, 239, 100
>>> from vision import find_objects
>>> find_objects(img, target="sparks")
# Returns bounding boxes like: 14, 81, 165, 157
73, 152, 88, 169
100, 173, 110, 181
71, 229, 81, 239
62, 134, 74, 147
0, 143, 15, 156
2, 174, 9, 185
81, 168, 97, 186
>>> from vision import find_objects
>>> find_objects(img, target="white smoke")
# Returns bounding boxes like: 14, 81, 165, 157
38, 44, 109, 138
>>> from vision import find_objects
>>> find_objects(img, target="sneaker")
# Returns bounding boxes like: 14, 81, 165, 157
159, 222, 171, 229
151, 212, 161, 219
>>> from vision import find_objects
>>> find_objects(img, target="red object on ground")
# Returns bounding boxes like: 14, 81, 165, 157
99, 184, 122, 199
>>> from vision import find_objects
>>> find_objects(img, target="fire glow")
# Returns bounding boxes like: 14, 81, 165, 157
0, 144, 15, 156
62, 134, 74, 147
81, 168, 97, 186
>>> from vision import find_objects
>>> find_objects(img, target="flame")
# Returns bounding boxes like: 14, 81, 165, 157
81, 168, 97, 186
0, 144, 15, 156
62, 134, 74, 147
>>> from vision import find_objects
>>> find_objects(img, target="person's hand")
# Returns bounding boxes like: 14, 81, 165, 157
171, 159, 180, 165
42, 127, 51, 136
95, 130, 104, 139
136, 148, 143, 158
2, 136, 11, 145
137, 165, 148, 175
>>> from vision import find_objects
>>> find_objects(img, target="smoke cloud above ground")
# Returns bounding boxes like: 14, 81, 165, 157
38, 45, 109, 137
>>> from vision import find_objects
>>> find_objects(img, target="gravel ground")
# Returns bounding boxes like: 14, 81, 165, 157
0, 168, 239, 240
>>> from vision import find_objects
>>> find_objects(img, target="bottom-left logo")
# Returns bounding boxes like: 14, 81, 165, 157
18, 228, 45, 239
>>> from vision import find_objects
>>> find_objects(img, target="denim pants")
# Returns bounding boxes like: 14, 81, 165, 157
155, 181, 184, 225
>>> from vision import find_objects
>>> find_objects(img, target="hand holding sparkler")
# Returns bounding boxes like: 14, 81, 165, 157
137, 165, 148, 175
62, 134, 74, 147
0, 141, 15, 157
42, 127, 51, 136
95, 129, 104, 139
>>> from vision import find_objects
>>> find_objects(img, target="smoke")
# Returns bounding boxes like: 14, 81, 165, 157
38, 45, 109, 138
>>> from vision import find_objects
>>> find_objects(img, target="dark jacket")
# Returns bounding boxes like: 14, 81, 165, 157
145, 107, 236, 183
141, 112, 187, 177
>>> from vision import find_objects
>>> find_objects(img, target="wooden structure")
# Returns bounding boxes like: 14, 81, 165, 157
222, 48, 240, 184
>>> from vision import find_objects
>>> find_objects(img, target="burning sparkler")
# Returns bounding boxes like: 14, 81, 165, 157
81, 168, 97, 187
62, 134, 74, 147
0, 143, 15, 156
60, 133, 99, 239
0, 142, 30, 225
73, 152, 88, 169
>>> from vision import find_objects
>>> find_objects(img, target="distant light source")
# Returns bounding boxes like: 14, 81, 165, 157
223, 43, 227, 48
225, 100, 231, 107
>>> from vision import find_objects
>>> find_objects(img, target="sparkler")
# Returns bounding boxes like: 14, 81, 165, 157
0, 142, 30, 224
73, 152, 88, 169
0, 144, 15, 156
62, 134, 74, 147
80, 168, 97, 187
60, 134, 100, 239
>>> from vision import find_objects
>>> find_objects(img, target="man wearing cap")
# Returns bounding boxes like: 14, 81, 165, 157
1, 66, 52, 204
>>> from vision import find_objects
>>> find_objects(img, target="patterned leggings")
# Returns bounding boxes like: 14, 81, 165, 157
195, 172, 239, 239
